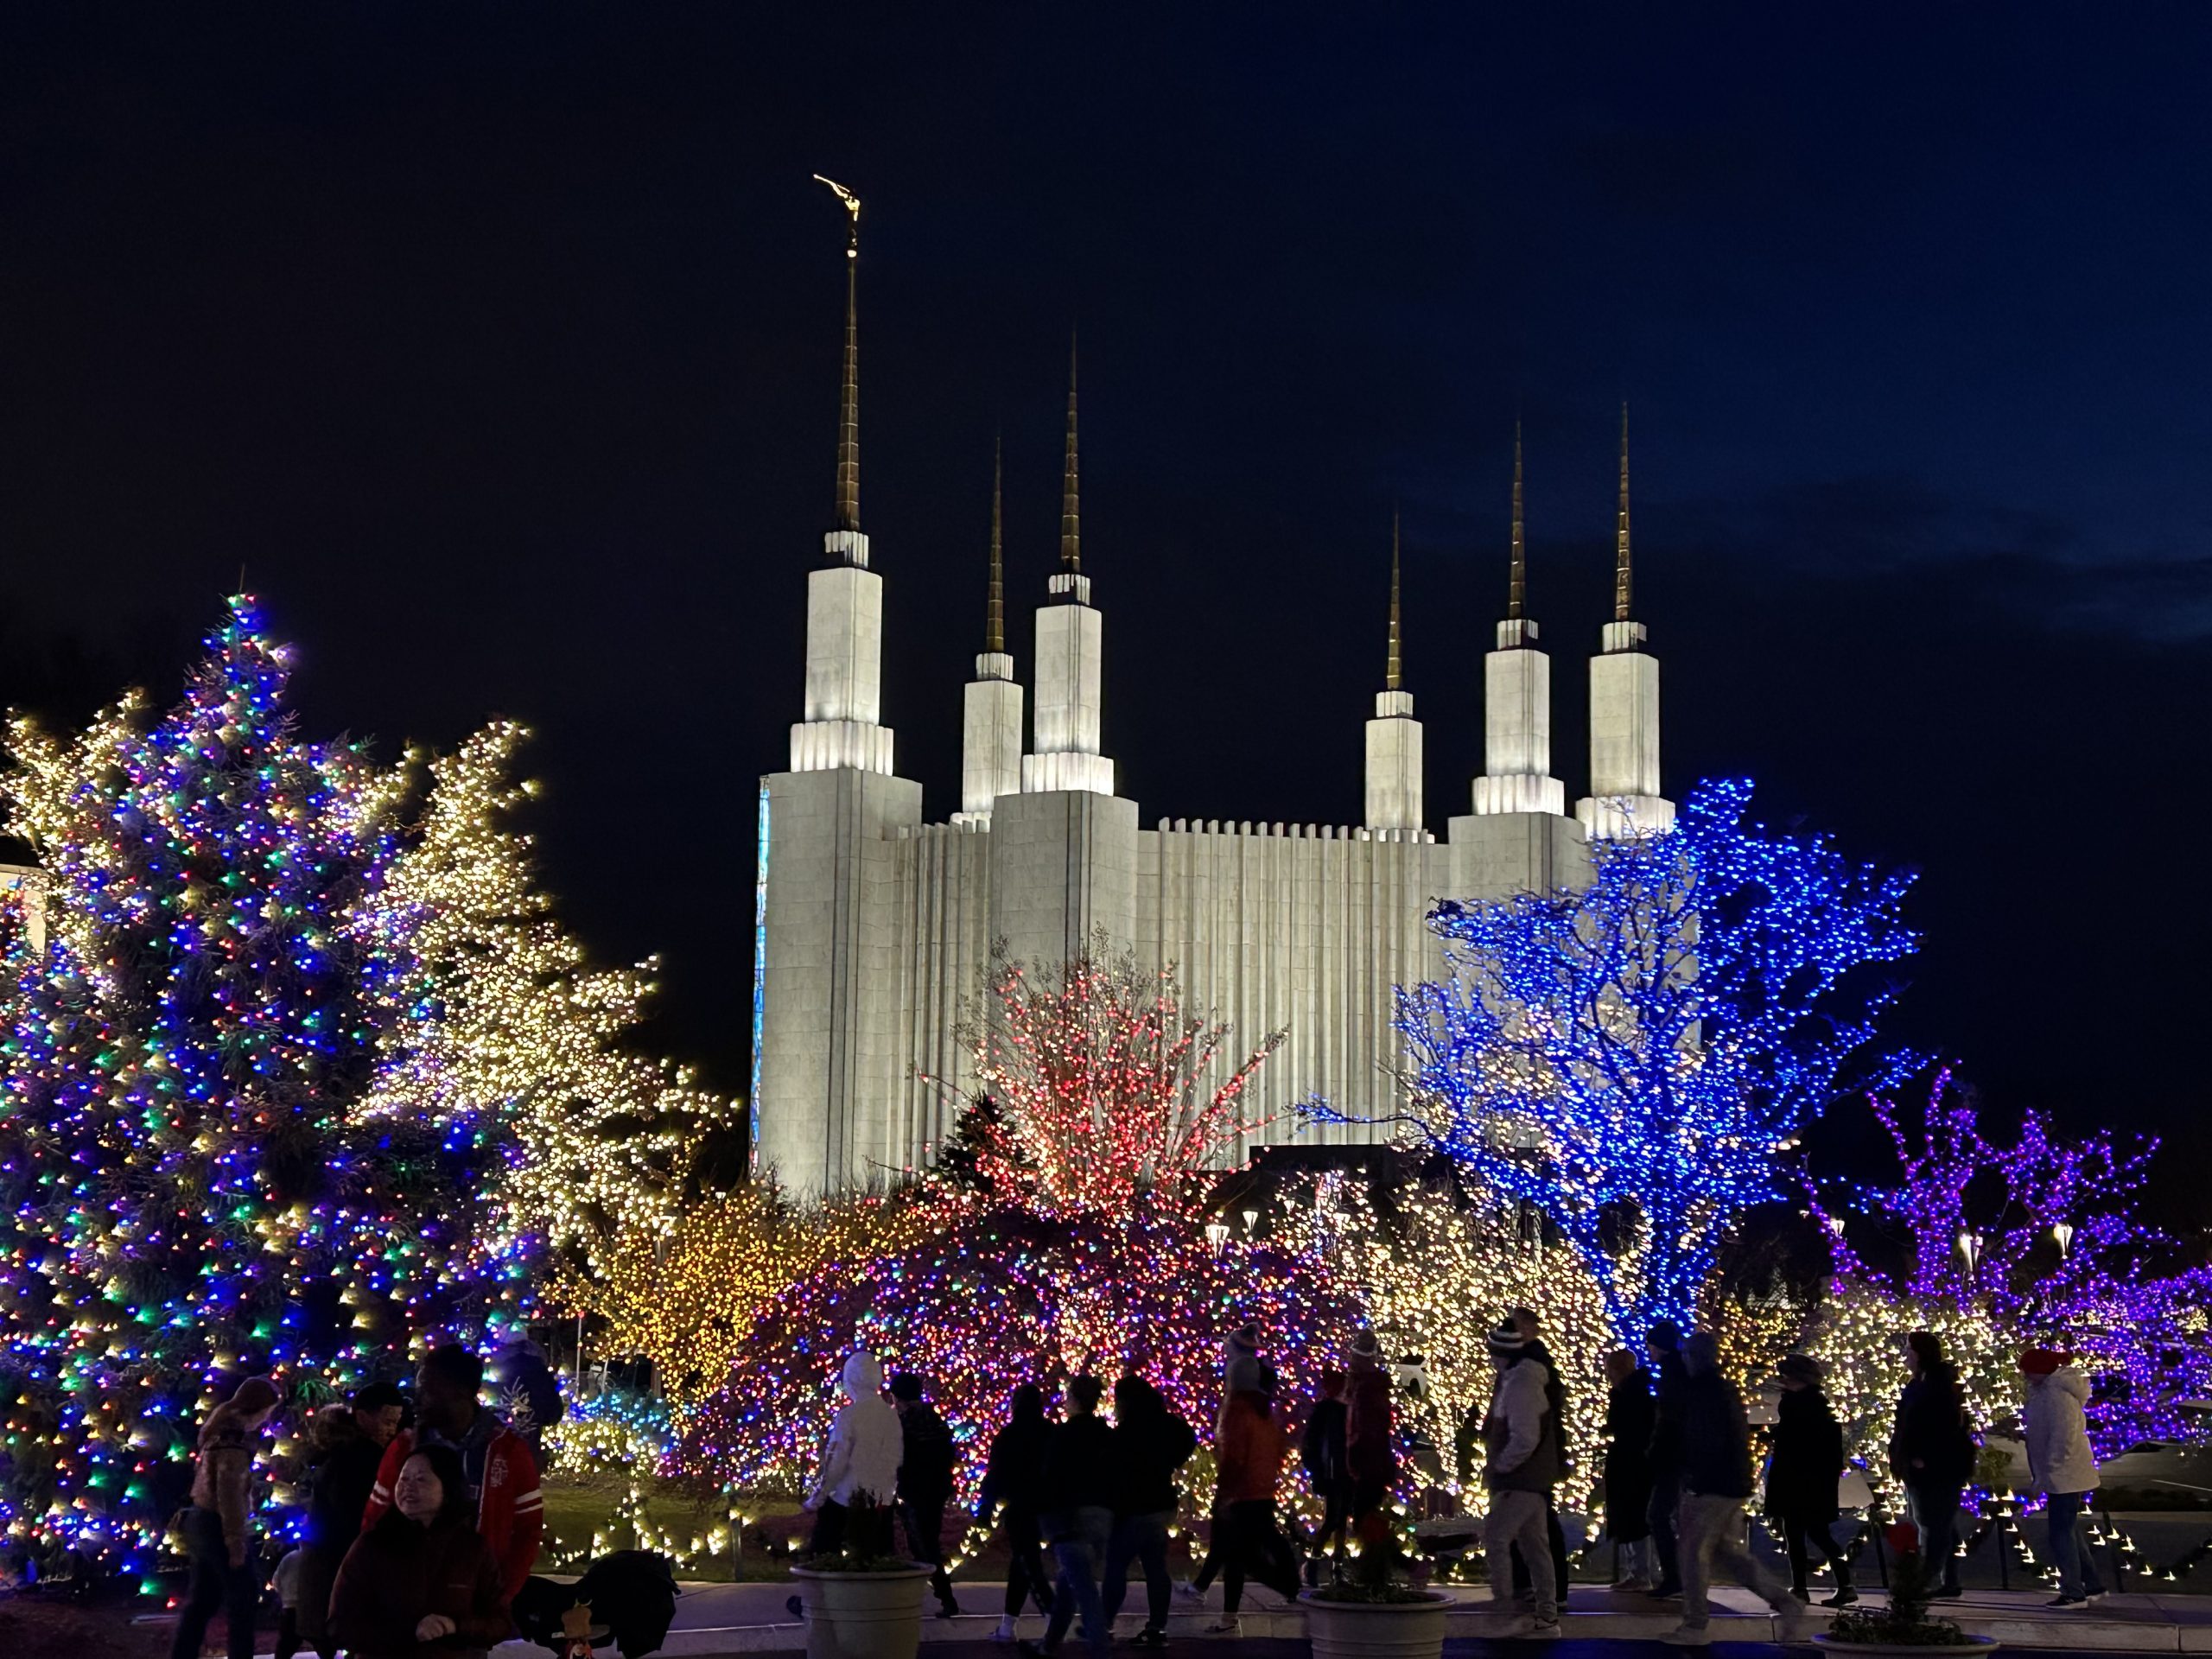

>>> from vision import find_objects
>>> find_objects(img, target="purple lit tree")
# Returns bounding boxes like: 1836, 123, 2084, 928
1820, 1071, 2212, 1454
1318, 778, 1918, 1340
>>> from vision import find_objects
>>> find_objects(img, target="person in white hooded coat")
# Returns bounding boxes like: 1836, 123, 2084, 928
2020, 1348, 2105, 1606
805, 1351, 906, 1557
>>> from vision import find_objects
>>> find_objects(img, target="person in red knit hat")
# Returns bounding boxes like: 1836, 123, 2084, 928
2020, 1347, 2105, 1607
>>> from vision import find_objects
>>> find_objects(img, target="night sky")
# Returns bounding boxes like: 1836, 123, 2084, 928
3, 9, 2207, 1213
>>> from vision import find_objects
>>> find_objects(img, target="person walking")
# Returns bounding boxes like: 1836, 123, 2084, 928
1889, 1331, 1976, 1599
1644, 1320, 1689, 1598
1023, 1374, 1116, 1659
170, 1376, 281, 1659
1601, 1350, 1657, 1592
364, 1344, 544, 1602
295, 1382, 405, 1659
1102, 1375, 1198, 1648
1766, 1355, 1855, 1606
1205, 1363, 1301, 1637
329, 1442, 512, 1659
1480, 1322, 1562, 1639
889, 1372, 963, 1618
978, 1383, 1058, 1641
2020, 1348, 2106, 1608
1345, 1331, 1397, 1531
1509, 1308, 1573, 1601
1300, 1369, 1352, 1575
1661, 1333, 1808, 1647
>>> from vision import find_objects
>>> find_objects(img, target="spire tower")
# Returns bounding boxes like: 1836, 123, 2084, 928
1058, 335, 1081, 573
987, 436, 1005, 653
1364, 512, 1424, 833
958, 439, 1025, 823
1473, 423, 1564, 819
1025, 334, 1112, 795
1509, 421, 1527, 621
1578, 399, 1673, 838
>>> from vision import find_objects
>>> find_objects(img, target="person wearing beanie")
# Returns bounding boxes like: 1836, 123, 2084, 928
170, 1376, 283, 1659
1344, 1330, 1396, 1526
1224, 1324, 1266, 1395
1300, 1369, 1353, 1574
1889, 1331, 1976, 1599
1601, 1350, 1657, 1592
2020, 1348, 2104, 1606
1481, 1320, 1561, 1637
1766, 1355, 1854, 1607
1643, 1319, 1688, 1598
1509, 1308, 1573, 1603
976, 1383, 1058, 1640
1660, 1335, 1807, 1646
890, 1373, 963, 1618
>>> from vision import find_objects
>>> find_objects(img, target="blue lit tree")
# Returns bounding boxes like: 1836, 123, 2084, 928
1319, 779, 1917, 1339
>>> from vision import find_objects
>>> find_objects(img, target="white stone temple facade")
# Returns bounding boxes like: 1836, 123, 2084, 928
753, 230, 1672, 1196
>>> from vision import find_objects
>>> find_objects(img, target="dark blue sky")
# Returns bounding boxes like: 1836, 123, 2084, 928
3, 6, 2207, 1200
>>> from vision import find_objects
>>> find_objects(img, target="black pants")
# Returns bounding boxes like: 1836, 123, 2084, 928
1509, 1499, 1572, 1599
1776, 1511, 1852, 1594
1000, 1506, 1054, 1618
1103, 1510, 1173, 1632
1908, 1483, 1964, 1594
899, 1497, 957, 1608
1215, 1500, 1301, 1616
810, 1497, 894, 1558
1312, 1482, 1352, 1558
169, 1506, 259, 1659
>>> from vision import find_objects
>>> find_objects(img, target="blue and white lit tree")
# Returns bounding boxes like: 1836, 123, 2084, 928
1322, 779, 1917, 1340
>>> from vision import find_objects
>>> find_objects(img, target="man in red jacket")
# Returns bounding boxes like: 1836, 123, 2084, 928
363, 1344, 544, 1600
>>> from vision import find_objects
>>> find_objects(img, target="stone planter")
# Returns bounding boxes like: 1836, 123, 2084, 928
1300, 1589, 1456, 1659
789, 1564, 934, 1659
1814, 1637, 2000, 1657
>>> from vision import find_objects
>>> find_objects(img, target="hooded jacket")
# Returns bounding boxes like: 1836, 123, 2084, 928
895, 1398, 958, 1510
1484, 1357, 1560, 1494
812, 1351, 905, 1510
1677, 1364, 1755, 1500
188, 1399, 266, 1559
1890, 1360, 1976, 1490
1216, 1391, 1288, 1505
2024, 1367, 2100, 1497
1765, 1386, 1843, 1520
1345, 1346, 1396, 1493
1114, 1395, 1198, 1516
979, 1408, 1053, 1518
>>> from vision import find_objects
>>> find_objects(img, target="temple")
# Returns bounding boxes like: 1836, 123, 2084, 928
753, 202, 1671, 1195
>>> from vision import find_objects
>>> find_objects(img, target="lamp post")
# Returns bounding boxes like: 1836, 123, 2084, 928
1956, 1229, 1984, 1283
1205, 1221, 1230, 1255
2052, 1220, 2075, 1260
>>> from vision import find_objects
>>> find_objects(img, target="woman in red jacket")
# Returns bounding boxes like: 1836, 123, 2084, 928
1205, 1368, 1302, 1635
331, 1443, 512, 1659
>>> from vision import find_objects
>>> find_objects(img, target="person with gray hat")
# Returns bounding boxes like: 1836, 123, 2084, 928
1766, 1354, 1854, 1606
1481, 1321, 1562, 1638
1662, 1334, 1808, 1646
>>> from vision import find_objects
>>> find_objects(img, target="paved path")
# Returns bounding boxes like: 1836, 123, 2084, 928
620, 1580, 2212, 1655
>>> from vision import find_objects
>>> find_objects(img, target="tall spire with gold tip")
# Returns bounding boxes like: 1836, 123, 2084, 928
1579, 399, 1673, 838
788, 175, 893, 776
1613, 402, 1631, 621
1364, 512, 1423, 833
1058, 335, 1081, 573
1474, 423, 1565, 819
958, 438, 1024, 823
1025, 333, 1112, 795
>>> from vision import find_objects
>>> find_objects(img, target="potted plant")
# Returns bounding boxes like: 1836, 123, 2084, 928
1300, 1521, 1456, 1659
788, 1548, 936, 1659
1815, 1523, 1997, 1656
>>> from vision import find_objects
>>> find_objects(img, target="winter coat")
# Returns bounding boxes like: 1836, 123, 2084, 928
1216, 1391, 1288, 1506
1484, 1359, 1559, 1493
329, 1515, 512, 1659
1301, 1397, 1350, 1492
807, 1352, 906, 1513
365, 1414, 544, 1601
1603, 1373, 1656, 1540
307, 1429, 385, 1551
1890, 1361, 1977, 1491
1647, 1348, 1689, 1481
186, 1400, 264, 1559
896, 1401, 959, 1510
1523, 1338, 1573, 1467
1677, 1369, 1755, 1501
978, 1411, 1053, 1518
1345, 1355, 1396, 1494
1038, 1414, 1119, 1535
2024, 1368, 2100, 1497
1765, 1387, 1844, 1521
1114, 1402, 1198, 1516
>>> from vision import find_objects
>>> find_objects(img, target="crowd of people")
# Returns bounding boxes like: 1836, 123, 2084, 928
785, 1313, 2116, 1651
168, 1341, 552, 1659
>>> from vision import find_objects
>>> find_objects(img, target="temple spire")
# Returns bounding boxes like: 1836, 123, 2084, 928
1058, 334, 1081, 572
816, 175, 862, 535
987, 437, 1005, 653
1509, 421, 1527, 621
1386, 511, 1402, 691
1613, 401, 1631, 621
